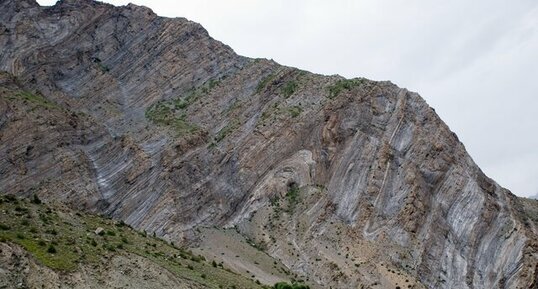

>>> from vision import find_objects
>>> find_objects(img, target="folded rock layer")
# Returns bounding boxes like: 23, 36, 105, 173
0, 0, 537, 288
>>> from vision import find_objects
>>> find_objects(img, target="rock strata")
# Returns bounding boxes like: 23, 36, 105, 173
0, 1, 537, 288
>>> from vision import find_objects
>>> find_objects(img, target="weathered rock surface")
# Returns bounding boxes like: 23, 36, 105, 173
0, 0, 537, 288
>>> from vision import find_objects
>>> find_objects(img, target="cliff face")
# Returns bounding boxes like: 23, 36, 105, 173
0, 1, 537, 288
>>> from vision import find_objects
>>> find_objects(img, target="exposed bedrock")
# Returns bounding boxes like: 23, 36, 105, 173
0, 1, 537, 288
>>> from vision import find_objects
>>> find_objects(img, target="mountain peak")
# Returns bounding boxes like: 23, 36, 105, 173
0, 1, 536, 288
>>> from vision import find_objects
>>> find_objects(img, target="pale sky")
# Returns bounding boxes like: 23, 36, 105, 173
36, 0, 538, 197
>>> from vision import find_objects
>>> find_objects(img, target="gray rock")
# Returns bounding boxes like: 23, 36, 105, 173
0, 1, 536, 288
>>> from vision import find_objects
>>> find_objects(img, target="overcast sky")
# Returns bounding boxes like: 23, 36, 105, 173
37, 0, 538, 197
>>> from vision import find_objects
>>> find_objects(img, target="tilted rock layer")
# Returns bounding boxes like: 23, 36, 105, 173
0, 0, 537, 288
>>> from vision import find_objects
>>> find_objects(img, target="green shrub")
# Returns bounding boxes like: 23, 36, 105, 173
5, 195, 17, 203
46, 229, 58, 235
14, 206, 27, 213
47, 245, 57, 254
31, 194, 42, 205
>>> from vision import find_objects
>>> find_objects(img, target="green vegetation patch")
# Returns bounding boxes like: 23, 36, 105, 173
256, 73, 276, 94
326, 78, 366, 99
145, 102, 198, 136
280, 81, 298, 98
7, 91, 59, 109
273, 282, 310, 289
214, 119, 240, 143
287, 106, 302, 118
286, 184, 300, 213
0, 195, 266, 289
145, 79, 222, 136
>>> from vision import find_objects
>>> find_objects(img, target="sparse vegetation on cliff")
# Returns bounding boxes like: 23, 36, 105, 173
145, 79, 222, 136
326, 78, 365, 98
281, 81, 298, 98
0, 194, 266, 289
273, 281, 310, 289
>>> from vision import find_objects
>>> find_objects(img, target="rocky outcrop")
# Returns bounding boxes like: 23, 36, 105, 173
0, 0, 537, 288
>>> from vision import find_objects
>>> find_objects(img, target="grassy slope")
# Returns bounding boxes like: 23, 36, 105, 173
0, 194, 266, 289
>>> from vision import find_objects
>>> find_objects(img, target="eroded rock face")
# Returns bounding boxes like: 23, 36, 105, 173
0, 1, 537, 288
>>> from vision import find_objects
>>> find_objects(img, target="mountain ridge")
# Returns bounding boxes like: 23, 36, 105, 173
0, 0, 537, 288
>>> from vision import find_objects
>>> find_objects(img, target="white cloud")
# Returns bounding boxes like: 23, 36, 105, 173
36, 0, 538, 197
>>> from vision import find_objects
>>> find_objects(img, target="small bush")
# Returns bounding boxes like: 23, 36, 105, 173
47, 245, 57, 254
14, 206, 27, 213
46, 229, 58, 235
0, 224, 10, 230
31, 194, 42, 205
5, 194, 17, 203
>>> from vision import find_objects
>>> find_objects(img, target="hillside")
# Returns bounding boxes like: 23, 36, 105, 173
0, 194, 312, 288
0, 0, 537, 288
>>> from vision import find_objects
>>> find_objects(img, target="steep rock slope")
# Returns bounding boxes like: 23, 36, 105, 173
0, 0, 537, 288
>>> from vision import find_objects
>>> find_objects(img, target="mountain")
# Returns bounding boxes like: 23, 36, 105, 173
1, 0, 537, 288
